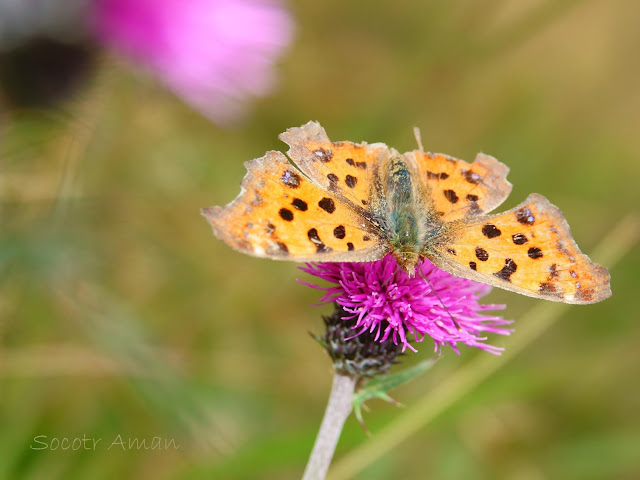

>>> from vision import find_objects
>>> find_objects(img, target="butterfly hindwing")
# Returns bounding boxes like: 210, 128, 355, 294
202, 150, 390, 262
428, 194, 611, 304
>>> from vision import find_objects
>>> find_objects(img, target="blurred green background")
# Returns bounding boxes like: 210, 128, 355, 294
1, 1, 639, 479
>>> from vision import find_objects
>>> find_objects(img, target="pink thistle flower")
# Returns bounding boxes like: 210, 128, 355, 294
90, 0, 294, 125
300, 254, 512, 355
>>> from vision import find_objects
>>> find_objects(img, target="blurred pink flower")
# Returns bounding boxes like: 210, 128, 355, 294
91, 0, 294, 125
301, 255, 512, 355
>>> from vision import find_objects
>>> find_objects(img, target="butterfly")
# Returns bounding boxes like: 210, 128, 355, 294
202, 121, 611, 304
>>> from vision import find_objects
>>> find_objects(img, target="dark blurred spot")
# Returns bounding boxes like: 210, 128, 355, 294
0, 37, 96, 109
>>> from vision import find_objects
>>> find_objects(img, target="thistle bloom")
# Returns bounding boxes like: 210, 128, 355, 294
91, 0, 294, 125
301, 254, 512, 355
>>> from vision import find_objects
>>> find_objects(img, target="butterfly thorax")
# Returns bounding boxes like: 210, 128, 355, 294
384, 156, 422, 273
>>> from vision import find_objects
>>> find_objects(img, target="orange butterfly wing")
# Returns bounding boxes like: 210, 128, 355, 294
406, 150, 512, 221
202, 149, 389, 262
279, 122, 393, 210
428, 194, 611, 304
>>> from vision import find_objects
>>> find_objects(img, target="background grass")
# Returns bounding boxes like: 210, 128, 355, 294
1, 0, 639, 479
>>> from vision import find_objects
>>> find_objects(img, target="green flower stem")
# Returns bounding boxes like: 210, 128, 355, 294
302, 372, 357, 480
328, 214, 639, 480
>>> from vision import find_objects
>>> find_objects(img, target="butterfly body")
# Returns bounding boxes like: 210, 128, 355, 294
379, 155, 423, 272
365, 154, 445, 274
203, 122, 611, 304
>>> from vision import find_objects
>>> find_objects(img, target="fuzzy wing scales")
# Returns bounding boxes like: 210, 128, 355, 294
408, 150, 512, 222
279, 121, 392, 210
429, 194, 611, 304
202, 150, 390, 262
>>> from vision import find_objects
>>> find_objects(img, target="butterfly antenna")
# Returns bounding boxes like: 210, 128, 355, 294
416, 266, 463, 332
413, 126, 424, 153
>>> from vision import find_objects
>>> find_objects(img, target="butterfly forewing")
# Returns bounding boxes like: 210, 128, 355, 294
202, 150, 389, 262
280, 122, 392, 211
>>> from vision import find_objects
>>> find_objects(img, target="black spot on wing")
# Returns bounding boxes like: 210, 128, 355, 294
318, 197, 335, 213
277, 242, 289, 253
469, 261, 477, 270
427, 171, 449, 180
466, 194, 479, 202
313, 148, 333, 163
516, 207, 535, 225
462, 169, 481, 184
333, 225, 346, 239
292, 198, 308, 211
528, 247, 543, 259
273, 242, 289, 255
481, 224, 501, 238
347, 242, 354, 251
512, 233, 528, 245
279, 208, 294, 221
443, 189, 459, 203
281, 170, 301, 188
307, 228, 332, 253
494, 258, 517, 282
327, 173, 339, 188
345, 175, 357, 188
475, 247, 489, 261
